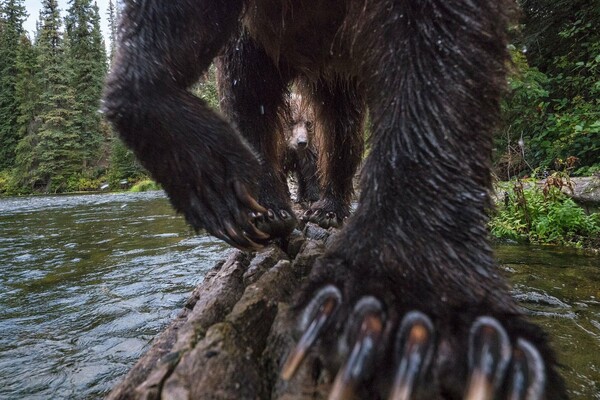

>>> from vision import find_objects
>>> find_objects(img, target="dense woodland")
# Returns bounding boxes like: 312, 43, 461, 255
0, 0, 598, 196
0, 0, 143, 194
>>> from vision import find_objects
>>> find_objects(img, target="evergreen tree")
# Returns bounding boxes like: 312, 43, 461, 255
15, 35, 40, 135
12, 35, 41, 189
0, 0, 27, 170
107, 136, 144, 186
21, 0, 80, 192
107, 0, 117, 62
65, 0, 107, 171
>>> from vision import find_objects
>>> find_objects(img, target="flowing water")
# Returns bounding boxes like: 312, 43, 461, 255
0, 192, 598, 399
0, 192, 230, 399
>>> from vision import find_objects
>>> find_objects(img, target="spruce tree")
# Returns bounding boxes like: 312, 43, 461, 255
107, 0, 116, 62
15, 36, 40, 138
12, 35, 41, 190
29, 0, 80, 192
0, 0, 27, 170
65, 0, 107, 171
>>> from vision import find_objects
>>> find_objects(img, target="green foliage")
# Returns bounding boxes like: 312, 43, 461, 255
0, 169, 24, 195
64, 171, 102, 192
520, 0, 600, 102
496, 1, 600, 177
0, 0, 28, 169
107, 136, 145, 187
495, 48, 549, 178
65, 0, 108, 168
192, 64, 219, 109
490, 180, 600, 247
15, 0, 81, 193
130, 179, 160, 193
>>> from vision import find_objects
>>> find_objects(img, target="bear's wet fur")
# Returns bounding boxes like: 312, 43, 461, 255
104, 1, 568, 398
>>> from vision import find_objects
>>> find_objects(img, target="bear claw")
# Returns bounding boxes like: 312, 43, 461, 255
234, 180, 267, 214
389, 311, 435, 400
253, 208, 297, 239
300, 209, 344, 229
218, 221, 264, 250
506, 339, 546, 400
283, 287, 549, 400
281, 285, 341, 380
328, 297, 384, 400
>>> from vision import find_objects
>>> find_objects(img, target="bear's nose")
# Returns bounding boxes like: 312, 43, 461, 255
297, 140, 308, 149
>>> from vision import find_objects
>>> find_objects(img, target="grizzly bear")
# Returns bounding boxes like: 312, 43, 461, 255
282, 93, 320, 205
104, 1, 566, 398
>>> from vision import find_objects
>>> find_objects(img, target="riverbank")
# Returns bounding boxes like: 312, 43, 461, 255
490, 176, 600, 250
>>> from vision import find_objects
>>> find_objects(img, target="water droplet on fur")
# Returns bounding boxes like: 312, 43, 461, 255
260, 105, 265, 115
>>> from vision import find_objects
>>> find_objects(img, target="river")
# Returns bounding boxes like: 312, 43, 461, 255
0, 192, 598, 399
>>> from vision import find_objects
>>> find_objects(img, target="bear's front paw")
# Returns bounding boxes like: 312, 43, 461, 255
281, 261, 566, 400
180, 179, 271, 250
254, 207, 297, 239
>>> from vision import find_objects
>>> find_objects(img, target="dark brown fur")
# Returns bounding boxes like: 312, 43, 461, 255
104, 1, 567, 398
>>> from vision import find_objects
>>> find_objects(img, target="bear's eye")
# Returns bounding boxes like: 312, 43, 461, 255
305, 121, 314, 131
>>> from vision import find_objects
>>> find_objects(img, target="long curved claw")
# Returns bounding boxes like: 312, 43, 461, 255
329, 297, 384, 400
233, 180, 267, 214
465, 317, 512, 400
388, 311, 435, 400
213, 228, 249, 251
224, 221, 263, 250
241, 217, 271, 241
254, 208, 297, 238
506, 339, 546, 400
281, 286, 342, 381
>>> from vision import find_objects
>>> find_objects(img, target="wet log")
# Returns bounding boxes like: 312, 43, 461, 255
107, 224, 338, 400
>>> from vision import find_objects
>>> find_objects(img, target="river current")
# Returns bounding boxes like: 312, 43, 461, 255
0, 192, 598, 399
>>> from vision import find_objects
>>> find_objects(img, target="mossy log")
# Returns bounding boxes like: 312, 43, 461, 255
107, 224, 338, 400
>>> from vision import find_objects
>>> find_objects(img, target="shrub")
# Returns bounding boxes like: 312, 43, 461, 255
0, 170, 32, 196
130, 179, 161, 192
490, 178, 600, 247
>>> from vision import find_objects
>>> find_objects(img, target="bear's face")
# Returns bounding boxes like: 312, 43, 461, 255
285, 94, 314, 153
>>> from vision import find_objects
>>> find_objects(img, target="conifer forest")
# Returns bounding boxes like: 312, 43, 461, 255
0, 0, 598, 195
